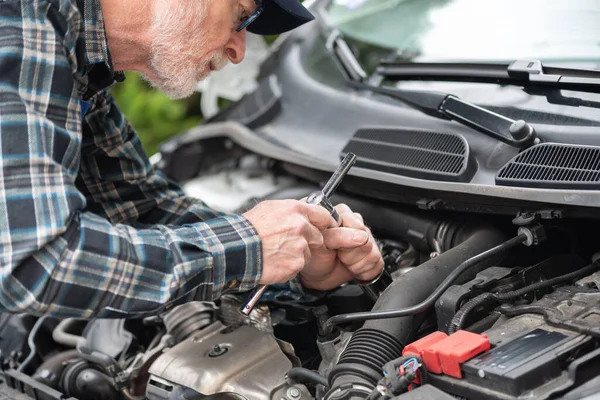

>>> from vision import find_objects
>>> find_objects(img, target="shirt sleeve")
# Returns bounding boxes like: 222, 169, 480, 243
0, 0, 262, 318
77, 90, 228, 228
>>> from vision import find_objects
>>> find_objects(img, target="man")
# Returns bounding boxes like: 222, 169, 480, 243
0, 0, 384, 318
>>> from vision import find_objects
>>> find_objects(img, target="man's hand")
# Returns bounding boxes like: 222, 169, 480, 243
244, 200, 384, 290
243, 200, 335, 285
299, 204, 384, 291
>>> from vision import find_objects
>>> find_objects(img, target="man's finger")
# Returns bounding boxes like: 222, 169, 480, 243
354, 212, 364, 225
340, 212, 367, 230
337, 238, 376, 265
347, 256, 385, 282
334, 203, 353, 216
304, 222, 325, 248
301, 202, 337, 230
323, 227, 369, 250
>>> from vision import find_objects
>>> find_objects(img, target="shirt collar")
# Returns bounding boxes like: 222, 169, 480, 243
76, 0, 125, 87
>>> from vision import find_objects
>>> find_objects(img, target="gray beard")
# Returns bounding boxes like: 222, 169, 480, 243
146, 0, 211, 99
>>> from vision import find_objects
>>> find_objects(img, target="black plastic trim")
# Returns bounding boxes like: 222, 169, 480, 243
496, 143, 600, 189
341, 128, 476, 183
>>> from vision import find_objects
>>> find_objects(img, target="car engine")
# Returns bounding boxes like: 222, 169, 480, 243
2, 151, 600, 400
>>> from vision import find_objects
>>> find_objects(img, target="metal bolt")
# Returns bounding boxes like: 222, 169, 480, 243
208, 344, 228, 358
287, 386, 301, 399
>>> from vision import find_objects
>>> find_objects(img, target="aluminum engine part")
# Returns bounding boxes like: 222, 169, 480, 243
163, 301, 216, 343
316, 332, 352, 399
317, 331, 352, 377
146, 321, 311, 400
218, 294, 273, 333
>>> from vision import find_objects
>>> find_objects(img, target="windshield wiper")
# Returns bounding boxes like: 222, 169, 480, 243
377, 59, 600, 94
325, 32, 539, 148
325, 30, 368, 82
350, 81, 539, 148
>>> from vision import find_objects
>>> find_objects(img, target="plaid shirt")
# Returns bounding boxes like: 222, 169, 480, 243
0, 0, 265, 318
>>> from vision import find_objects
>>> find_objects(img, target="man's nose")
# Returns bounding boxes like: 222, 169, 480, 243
225, 30, 247, 64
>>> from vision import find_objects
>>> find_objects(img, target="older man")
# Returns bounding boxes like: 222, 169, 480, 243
0, 0, 383, 318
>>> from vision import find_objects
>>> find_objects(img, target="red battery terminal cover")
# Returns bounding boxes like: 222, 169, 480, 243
402, 330, 490, 378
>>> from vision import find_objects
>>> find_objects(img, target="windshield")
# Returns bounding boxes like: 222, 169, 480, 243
326, 0, 600, 64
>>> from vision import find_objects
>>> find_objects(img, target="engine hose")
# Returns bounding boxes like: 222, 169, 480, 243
52, 318, 86, 348
18, 316, 48, 373
32, 349, 80, 389
61, 360, 122, 400
326, 234, 526, 327
448, 260, 600, 333
326, 222, 507, 398
287, 367, 329, 388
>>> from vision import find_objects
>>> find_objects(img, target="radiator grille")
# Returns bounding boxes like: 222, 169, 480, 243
496, 143, 600, 189
341, 128, 475, 182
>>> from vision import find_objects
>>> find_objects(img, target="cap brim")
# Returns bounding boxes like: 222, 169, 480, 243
247, 0, 315, 36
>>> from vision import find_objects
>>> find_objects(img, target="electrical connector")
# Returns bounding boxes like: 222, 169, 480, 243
518, 223, 546, 246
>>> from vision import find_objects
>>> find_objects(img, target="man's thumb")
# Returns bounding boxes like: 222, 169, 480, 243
302, 203, 336, 230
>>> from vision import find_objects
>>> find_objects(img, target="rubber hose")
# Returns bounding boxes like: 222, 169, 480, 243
18, 316, 48, 373
326, 235, 526, 326
52, 318, 86, 348
63, 361, 123, 400
32, 349, 80, 389
360, 223, 505, 333
72, 368, 121, 400
287, 367, 330, 388
328, 222, 505, 396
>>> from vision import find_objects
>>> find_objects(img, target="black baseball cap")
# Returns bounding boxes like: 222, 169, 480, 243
247, 0, 315, 36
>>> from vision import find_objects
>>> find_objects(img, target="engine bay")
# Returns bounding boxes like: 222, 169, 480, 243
2, 151, 600, 400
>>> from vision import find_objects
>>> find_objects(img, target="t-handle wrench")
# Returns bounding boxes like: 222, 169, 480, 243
240, 153, 357, 316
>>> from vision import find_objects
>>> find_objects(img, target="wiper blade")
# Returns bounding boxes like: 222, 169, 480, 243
350, 81, 539, 148
326, 30, 368, 82
377, 59, 600, 94
324, 32, 539, 148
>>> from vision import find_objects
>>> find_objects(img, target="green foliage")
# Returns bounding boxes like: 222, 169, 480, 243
111, 72, 203, 156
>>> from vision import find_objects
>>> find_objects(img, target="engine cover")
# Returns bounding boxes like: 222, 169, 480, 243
146, 321, 311, 400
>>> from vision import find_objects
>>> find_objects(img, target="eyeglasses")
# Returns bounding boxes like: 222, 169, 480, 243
236, 1, 264, 32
